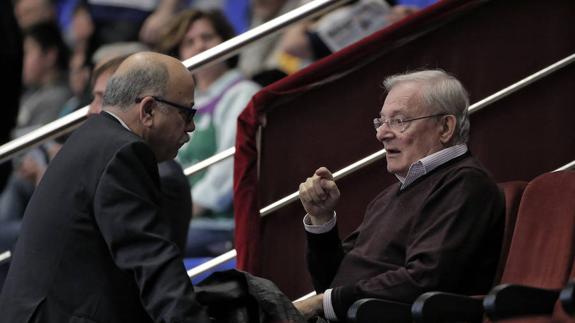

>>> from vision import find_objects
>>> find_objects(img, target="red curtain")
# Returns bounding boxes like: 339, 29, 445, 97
234, 0, 575, 298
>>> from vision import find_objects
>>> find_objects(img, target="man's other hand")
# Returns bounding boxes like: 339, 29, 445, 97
299, 167, 340, 224
293, 293, 324, 320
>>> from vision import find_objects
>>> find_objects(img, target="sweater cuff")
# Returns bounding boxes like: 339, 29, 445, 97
303, 212, 336, 234
331, 285, 357, 320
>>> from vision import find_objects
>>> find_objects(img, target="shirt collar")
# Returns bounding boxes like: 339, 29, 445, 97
396, 144, 468, 189
103, 110, 132, 132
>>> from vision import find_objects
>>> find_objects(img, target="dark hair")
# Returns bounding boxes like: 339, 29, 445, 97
24, 21, 70, 72
155, 9, 238, 68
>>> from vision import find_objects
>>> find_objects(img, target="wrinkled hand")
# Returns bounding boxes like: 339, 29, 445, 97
293, 294, 324, 320
298, 167, 340, 224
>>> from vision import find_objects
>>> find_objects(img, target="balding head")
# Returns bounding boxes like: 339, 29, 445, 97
104, 52, 169, 110
100, 52, 196, 161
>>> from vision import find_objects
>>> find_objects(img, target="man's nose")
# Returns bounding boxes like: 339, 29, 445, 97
376, 125, 394, 142
186, 120, 196, 133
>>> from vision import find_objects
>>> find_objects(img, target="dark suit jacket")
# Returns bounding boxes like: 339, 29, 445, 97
158, 160, 192, 251
0, 113, 209, 323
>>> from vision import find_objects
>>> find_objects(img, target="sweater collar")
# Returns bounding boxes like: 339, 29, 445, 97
396, 144, 468, 190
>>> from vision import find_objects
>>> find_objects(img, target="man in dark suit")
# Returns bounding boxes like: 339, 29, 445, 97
0, 52, 210, 322
89, 54, 192, 252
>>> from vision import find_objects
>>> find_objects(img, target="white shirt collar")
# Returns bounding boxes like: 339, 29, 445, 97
396, 144, 468, 189
103, 110, 132, 132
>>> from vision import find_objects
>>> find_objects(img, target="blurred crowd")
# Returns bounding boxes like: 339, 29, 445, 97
0, 0, 436, 257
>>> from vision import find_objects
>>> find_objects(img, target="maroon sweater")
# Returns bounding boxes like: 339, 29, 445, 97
305, 153, 504, 319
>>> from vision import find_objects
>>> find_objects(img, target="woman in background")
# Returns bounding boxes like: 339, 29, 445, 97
156, 9, 260, 257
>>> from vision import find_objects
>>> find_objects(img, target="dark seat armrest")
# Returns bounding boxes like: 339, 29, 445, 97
483, 283, 560, 320
347, 298, 411, 323
411, 291, 484, 323
560, 280, 575, 315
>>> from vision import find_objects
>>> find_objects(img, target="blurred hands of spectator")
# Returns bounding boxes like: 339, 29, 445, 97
278, 22, 313, 60
385, 5, 419, 24
139, 0, 180, 45
17, 155, 43, 185
14, 0, 56, 29
17, 144, 61, 186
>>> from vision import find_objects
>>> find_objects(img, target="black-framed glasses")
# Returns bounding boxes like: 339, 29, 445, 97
135, 96, 196, 124
373, 113, 447, 132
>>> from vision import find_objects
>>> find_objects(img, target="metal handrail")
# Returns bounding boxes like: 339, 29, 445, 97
0, 0, 349, 164
0, 107, 88, 164
184, 147, 235, 177
260, 149, 387, 216
554, 161, 575, 172
187, 249, 237, 279
258, 52, 575, 216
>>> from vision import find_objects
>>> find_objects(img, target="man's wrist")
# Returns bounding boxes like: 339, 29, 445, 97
309, 211, 335, 225
303, 212, 336, 234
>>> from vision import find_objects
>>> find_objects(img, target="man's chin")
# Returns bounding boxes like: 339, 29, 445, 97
156, 151, 178, 163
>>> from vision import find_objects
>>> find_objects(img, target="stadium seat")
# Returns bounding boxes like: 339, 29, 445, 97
411, 172, 575, 322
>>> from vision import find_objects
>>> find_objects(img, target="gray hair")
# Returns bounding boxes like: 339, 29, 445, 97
383, 69, 470, 144
102, 62, 169, 111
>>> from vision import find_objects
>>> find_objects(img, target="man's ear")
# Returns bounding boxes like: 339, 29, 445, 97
439, 115, 457, 144
138, 98, 155, 128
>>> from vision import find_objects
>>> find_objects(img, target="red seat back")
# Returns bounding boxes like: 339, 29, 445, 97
500, 171, 575, 289
494, 181, 528, 283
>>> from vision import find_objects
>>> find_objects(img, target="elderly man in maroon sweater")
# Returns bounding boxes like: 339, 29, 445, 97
295, 69, 504, 321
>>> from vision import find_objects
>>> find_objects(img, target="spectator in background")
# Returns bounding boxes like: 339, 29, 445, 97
275, 0, 423, 74
74, 0, 182, 46
13, 0, 57, 29
59, 45, 93, 116
156, 9, 260, 257
294, 70, 504, 321
16, 21, 71, 136
238, 0, 300, 84
0, 0, 24, 252
0, 21, 71, 244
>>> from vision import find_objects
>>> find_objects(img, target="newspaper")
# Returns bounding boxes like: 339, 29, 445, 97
315, 0, 391, 52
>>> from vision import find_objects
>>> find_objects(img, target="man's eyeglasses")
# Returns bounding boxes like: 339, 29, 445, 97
373, 113, 447, 132
135, 96, 196, 124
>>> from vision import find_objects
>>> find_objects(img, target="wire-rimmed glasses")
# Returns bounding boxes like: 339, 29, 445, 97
373, 113, 447, 132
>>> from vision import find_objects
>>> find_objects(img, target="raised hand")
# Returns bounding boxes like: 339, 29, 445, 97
298, 167, 340, 225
